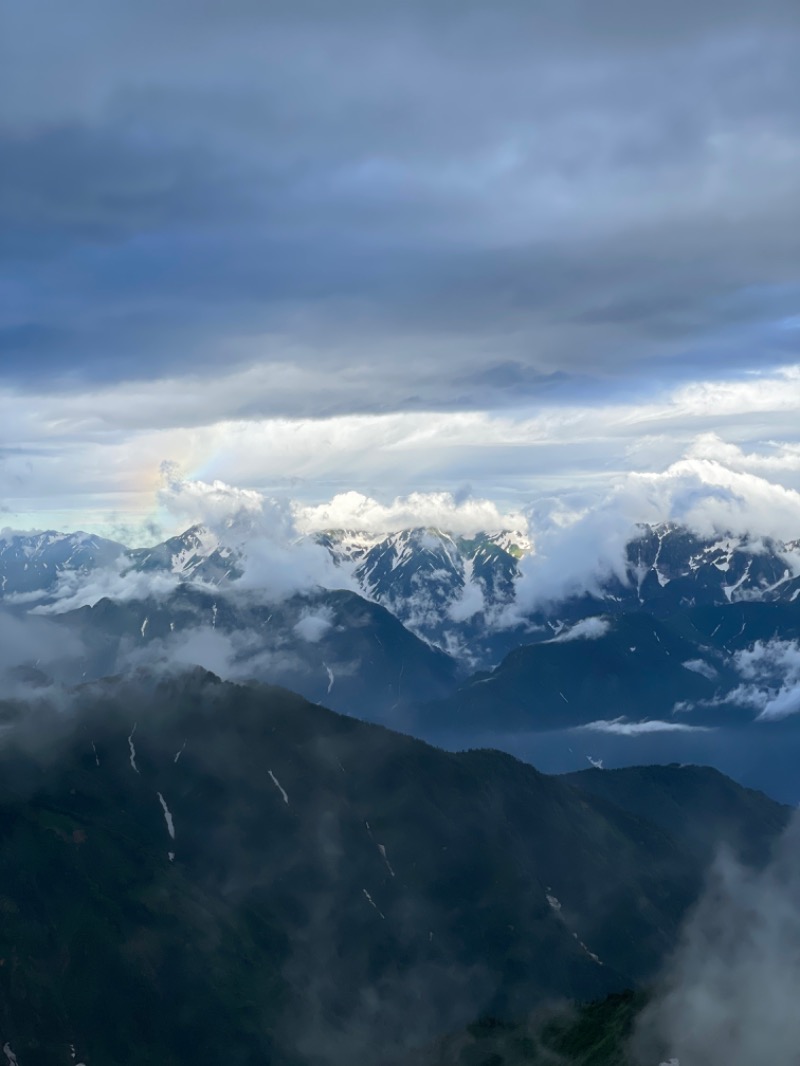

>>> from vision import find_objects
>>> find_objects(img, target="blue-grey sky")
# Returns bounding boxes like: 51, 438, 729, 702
2, 0, 800, 537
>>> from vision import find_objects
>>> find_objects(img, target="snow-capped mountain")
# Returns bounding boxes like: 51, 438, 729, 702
319, 527, 529, 658
574, 524, 800, 622
3, 521, 798, 667
127, 525, 242, 584
0, 529, 126, 599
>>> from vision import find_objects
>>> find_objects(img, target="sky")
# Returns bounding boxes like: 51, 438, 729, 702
2, 0, 800, 542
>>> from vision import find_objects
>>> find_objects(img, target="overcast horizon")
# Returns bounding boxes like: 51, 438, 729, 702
2, 0, 800, 543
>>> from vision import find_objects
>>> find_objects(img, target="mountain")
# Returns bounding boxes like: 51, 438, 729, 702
421, 595, 800, 739
47, 584, 460, 723
421, 612, 734, 733
0, 529, 125, 600
319, 527, 530, 662
530, 525, 800, 634
562, 763, 790, 867
4, 522, 799, 669
427, 990, 646, 1066
0, 671, 787, 1064
126, 525, 242, 584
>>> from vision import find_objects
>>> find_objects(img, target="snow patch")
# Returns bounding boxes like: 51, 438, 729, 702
128, 723, 140, 774
268, 770, 289, 804
362, 888, 385, 919
157, 792, 176, 839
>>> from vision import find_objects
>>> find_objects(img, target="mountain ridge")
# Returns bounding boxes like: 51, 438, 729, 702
0, 669, 789, 1064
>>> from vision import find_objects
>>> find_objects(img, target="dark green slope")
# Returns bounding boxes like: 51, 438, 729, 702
673, 599, 800, 652
0, 673, 788, 1064
53, 584, 460, 721
424, 990, 644, 1066
421, 613, 730, 732
564, 763, 790, 867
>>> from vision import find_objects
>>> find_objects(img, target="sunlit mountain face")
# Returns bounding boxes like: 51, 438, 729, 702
4, 0, 800, 1061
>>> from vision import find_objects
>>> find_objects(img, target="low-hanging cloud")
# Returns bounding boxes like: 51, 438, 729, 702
293, 608, 334, 643
0, 608, 89, 692
29, 561, 182, 615
632, 816, 800, 1066
295, 489, 524, 537
158, 464, 351, 598
549, 617, 611, 643
579, 717, 712, 736
510, 456, 800, 614
726, 639, 800, 721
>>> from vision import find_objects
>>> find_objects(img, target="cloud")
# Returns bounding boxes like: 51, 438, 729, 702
0, 608, 89, 694
579, 718, 712, 736
27, 562, 182, 615
5, 357, 800, 538
727, 640, 800, 721
632, 816, 800, 1066
682, 659, 718, 681
1, 0, 799, 426
549, 617, 610, 642
509, 456, 800, 613
296, 489, 524, 537
293, 608, 334, 643
158, 466, 350, 599
446, 566, 485, 623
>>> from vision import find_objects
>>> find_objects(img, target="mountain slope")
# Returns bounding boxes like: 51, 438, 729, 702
0, 530, 125, 600
422, 613, 735, 732
563, 763, 790, 867
51, 585, 460, 722
0, 672, 787, 1064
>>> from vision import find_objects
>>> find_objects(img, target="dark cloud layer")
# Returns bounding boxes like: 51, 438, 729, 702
2, 0, 799, 411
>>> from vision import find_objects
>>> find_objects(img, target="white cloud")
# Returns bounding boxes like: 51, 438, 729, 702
295, 490, 523, 537
550, 617, 611, 642
687, 433, 800, 475
682, 659, 718, 681
727, 640, 800, 721
293, 609, 334, 643
633, 817, 800, 1066
158, 467, 351, 599
579, 717, 712, 735
29, 562, 182, 615
5, 364, 800, 539
508, 456, 800, 613
446, 574, 485, 623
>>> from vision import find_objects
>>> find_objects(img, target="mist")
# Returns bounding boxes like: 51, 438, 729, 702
632, 815, 800, 1065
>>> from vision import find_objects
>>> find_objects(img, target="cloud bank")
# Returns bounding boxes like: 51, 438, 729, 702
511, 456, 800, 612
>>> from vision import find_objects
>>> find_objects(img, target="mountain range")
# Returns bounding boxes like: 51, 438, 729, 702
0, 670, 788, 1065
3, 522, 799, 646
4, 520, 800, 801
